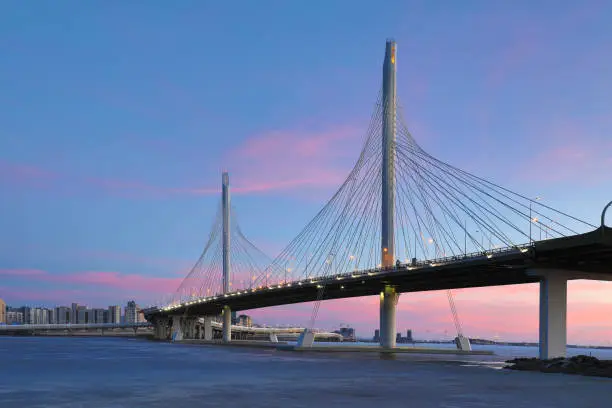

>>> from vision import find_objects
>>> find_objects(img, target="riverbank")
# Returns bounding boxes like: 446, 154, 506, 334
505, 355, 612, 378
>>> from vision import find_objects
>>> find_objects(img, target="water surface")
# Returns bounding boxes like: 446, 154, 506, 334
1, 337, 610, 407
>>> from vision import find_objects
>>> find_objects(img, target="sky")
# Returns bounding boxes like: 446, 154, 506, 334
1, 1, 612, 344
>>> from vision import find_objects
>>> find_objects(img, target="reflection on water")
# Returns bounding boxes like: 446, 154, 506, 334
0, 337, 610, 408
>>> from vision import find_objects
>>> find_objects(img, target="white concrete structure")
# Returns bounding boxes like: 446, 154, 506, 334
538, 272, 568, 359
297, 329, 315, 347
455, 335, 472, 351
203, 316, 213, 341
222, 306, 231, 342
222, 172, 232, 343
379, 39, 399, 349
380, 285, 399, 348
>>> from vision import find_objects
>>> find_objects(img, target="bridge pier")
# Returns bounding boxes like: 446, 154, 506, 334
153, 317, 170, 340
222, 306, 231, 342
171, 316, 183, 341
538, 272, 568, 360
203, 316, 213, 341
380, 285, 399, 349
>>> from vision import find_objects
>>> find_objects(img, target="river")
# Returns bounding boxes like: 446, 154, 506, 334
1, 337, 610, 407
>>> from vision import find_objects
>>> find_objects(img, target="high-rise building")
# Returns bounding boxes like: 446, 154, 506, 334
45, 308, 55, 324
334, 327, 356, 341
92, 309, 106, 324
77, 307, 92, 324
406, 329, 413, 343
55, 306, 72, 324
373, 329, 380, 342
237, 314, 252, 327
125, 301, 137, 324
71, 303, 79, 324
0, 298, 5, 324
108, 305, 121, 324
6, 311, 23, 324
137, 308, 146, 323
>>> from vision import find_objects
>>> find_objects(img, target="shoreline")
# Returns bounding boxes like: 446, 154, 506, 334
505, 355, 612, 378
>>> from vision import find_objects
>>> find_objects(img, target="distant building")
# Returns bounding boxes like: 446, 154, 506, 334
76, 306, 88, 324
237, 314, 252, 327
71, 303, 79, 324
125, 301, 137, 324
0, 298, 5, 324
108, 306, 121, 324
136, 306, 146, 323
55, 307, 72, 324
6, 311, 23, 325
373, 329, 380, 343
334, 327, 356, 342
406, 329, 413, 343
92, 309, 106, 324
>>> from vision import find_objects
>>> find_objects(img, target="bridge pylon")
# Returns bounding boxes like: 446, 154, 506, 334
380, 39, 399, 349
222, 172, 232, 342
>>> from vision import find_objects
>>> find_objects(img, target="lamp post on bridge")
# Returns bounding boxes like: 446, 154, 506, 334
529, 196, 542, 244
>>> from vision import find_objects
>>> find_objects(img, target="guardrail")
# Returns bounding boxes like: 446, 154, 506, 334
156, 243, 535, 312
0, 322, 152, 331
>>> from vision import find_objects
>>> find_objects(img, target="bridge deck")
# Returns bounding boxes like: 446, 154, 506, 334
147, 227, 612, 318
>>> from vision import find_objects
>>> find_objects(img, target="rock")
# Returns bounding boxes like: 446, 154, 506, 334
504, 355, 612, 378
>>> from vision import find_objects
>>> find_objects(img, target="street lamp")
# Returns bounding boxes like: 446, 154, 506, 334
530, 196, 542, 244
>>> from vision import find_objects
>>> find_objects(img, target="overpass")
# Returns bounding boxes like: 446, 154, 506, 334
0, 321, 342, 342
146, 40, 612, 359
0, 322, 152, 335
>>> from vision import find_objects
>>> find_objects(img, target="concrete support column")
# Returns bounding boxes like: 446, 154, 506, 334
539, 274, 567, 359
171, 316, 183, 342
203, 316, 213, 341
380, 285, 399, 348
222, 306, 231, 343
182, 317, 197, 340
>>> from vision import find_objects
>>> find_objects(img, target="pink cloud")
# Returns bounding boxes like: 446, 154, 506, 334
0, 268, 47, 277
74, 248, 194, 272
0, 268, 183, 299
224, 126, 361, 196
0, 125, 361, 198
516, 116, 612, 184
0, 160, 58, 188
0, 286, 88, 304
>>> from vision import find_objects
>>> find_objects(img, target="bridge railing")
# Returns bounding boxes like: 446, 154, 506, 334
0, 322, 152, 331
158, 242, 534, 312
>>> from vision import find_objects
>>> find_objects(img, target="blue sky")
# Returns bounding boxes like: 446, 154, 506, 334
1, 1, 611, 343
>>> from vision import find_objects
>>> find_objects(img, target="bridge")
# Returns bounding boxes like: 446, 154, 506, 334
0, 322, 152, 335
0, 321, 342, 342
145, 40, 612, 359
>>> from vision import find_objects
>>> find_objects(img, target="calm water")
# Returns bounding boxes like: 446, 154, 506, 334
1, 337, 611, 407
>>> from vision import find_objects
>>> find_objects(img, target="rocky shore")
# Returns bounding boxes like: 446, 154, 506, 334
505, 355, 612, 378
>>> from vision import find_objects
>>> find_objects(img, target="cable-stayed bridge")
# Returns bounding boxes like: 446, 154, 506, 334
145, 40, 612, 359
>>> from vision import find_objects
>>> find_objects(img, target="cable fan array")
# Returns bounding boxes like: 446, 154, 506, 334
254, 92, 596, 290
173, 203, 272, 304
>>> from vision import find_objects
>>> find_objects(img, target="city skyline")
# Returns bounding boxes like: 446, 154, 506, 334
1, 2, 611, 345
0, 298, 146, 325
